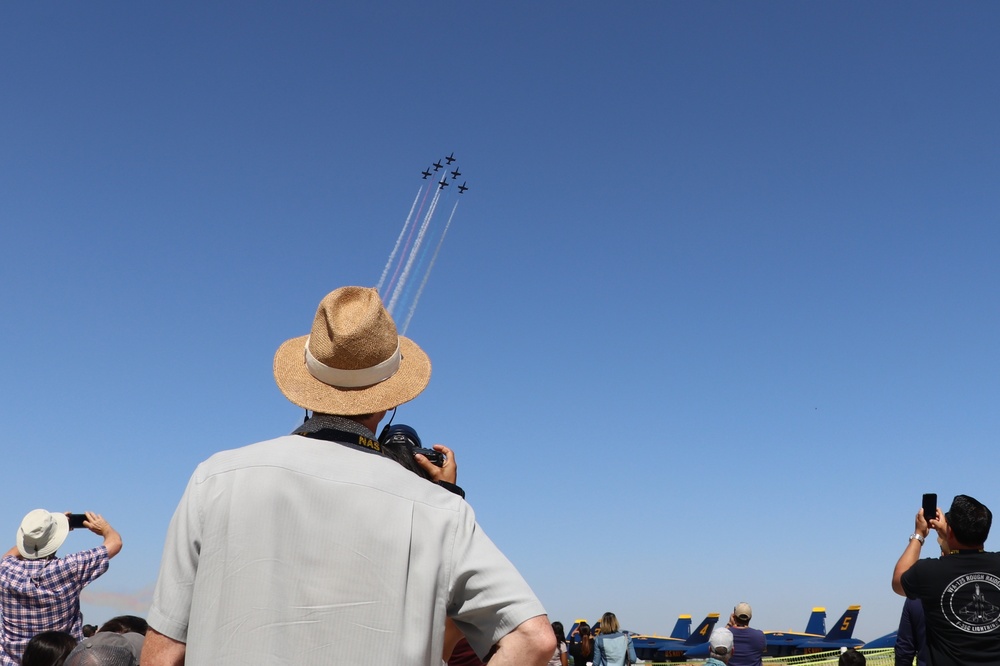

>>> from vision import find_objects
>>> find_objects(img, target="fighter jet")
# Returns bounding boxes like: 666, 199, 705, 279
450, 168, 461, 180
457, 182, 469, 194
445, 152, 456, 164
421, 168, 433, 179
433, 161, 443, 171
438, 178, 449, 190
631, 614, 721, 662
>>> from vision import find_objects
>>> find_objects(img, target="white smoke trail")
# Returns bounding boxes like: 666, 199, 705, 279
377, 187, 423, 293
401, 200, 460, 334
387, 184, 442, 315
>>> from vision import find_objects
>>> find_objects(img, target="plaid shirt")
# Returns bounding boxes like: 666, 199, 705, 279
0, 546, 109, 666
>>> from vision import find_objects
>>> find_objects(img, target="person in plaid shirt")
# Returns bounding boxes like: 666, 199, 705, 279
0, 510, 122, 666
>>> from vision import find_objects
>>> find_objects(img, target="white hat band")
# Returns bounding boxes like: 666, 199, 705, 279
304, 338, 401, 388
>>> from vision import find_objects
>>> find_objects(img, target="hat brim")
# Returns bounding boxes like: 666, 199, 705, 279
274, 334, 431, 416
17, 512, 69, 560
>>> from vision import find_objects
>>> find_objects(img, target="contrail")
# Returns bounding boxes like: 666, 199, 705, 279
82, 585, 154, 613
384, 181, 434, 300
377, 187, 422, 293
401, 200, 460, 334
387, 184, 442, 315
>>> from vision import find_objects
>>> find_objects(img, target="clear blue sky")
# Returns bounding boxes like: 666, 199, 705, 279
2, 2, 998, 641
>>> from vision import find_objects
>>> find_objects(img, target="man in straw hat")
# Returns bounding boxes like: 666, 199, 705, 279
143, 287, 554, 666
1, 510, 122, 666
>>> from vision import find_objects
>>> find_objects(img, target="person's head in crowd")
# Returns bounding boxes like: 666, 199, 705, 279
275, 286, 431, 423
81, 626, 97, 639
839, 647, 866, 666
732, 602, 753, 627
945, 494, 992, 547
599, 612, 620, 634
97, 616, 147, 636
578, 622, 591, 639
21, 631, 77, 666
708, 628, 734, 664
16, 510, 70, 560
551, 621, 566, 644
63, 632, 141, 666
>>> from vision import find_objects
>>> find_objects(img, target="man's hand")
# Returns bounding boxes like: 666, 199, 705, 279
84, 512, 123, 558
415, 444, 457, 485
84, 512, 111, 537
914, 508, 931, 538
929, 507, 948, 542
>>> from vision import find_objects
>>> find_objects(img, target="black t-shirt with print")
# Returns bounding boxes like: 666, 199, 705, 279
901, 551, 1000, 666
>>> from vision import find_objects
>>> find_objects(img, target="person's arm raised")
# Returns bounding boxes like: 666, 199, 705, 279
84, 512, 122, 558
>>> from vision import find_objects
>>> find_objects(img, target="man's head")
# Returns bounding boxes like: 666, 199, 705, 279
64, 632, 141, 666
709, 628, 734, 663
838, 647, 866, 666
733, 602, 752, 627
273, 287, 431, 417
17, 509, 69, 560
946, 494, 992, 547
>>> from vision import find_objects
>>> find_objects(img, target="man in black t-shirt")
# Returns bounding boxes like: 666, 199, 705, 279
892, 494, 1000, 666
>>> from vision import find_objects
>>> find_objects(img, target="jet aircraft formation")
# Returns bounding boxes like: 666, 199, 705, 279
376, 152, 471, 334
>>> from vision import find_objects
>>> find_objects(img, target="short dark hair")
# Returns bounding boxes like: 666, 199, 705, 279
839, 648, 866, 666
98, 615, 148, 635
948, 495, 992, 546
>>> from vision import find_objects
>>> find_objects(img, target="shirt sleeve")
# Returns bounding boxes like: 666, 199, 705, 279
64, 546, 110, 585
446, 506, 546, 658
895, 599, 917, 666
146, 468, 204, 643
900, 558, 931, 600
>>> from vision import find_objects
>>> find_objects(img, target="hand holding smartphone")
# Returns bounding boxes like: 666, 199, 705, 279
67, 514, 88, 530
922, 493, 937, 525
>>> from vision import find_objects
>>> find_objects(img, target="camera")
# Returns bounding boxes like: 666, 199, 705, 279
378, 424, 445, 467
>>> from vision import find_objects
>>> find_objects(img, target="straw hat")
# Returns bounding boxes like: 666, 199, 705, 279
17, 509, 69, 560
274, 287, 431, 416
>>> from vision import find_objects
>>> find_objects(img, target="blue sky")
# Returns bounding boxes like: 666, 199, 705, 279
2, 2, 998, 641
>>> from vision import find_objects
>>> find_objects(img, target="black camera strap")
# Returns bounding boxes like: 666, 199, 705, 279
294, 426, 385, 457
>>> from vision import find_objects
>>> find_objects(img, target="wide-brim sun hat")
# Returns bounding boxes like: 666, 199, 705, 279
17, 509, 69, 560
274, 286, 431, 416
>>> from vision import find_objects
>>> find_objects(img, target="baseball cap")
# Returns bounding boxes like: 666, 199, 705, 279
734, 602, 752, 621
710, 628, 734, 656
64, 632, 140, 666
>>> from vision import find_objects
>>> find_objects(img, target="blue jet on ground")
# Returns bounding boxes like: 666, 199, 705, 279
682, 607, 832, 660
862, 631, 897, 649
631, 614, 721, 662
762, 605, 863, 656
567, 615, 692, 644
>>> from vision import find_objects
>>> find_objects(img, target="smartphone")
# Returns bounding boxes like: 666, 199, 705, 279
68, 514, 88, 530
922, 493, 937, 524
